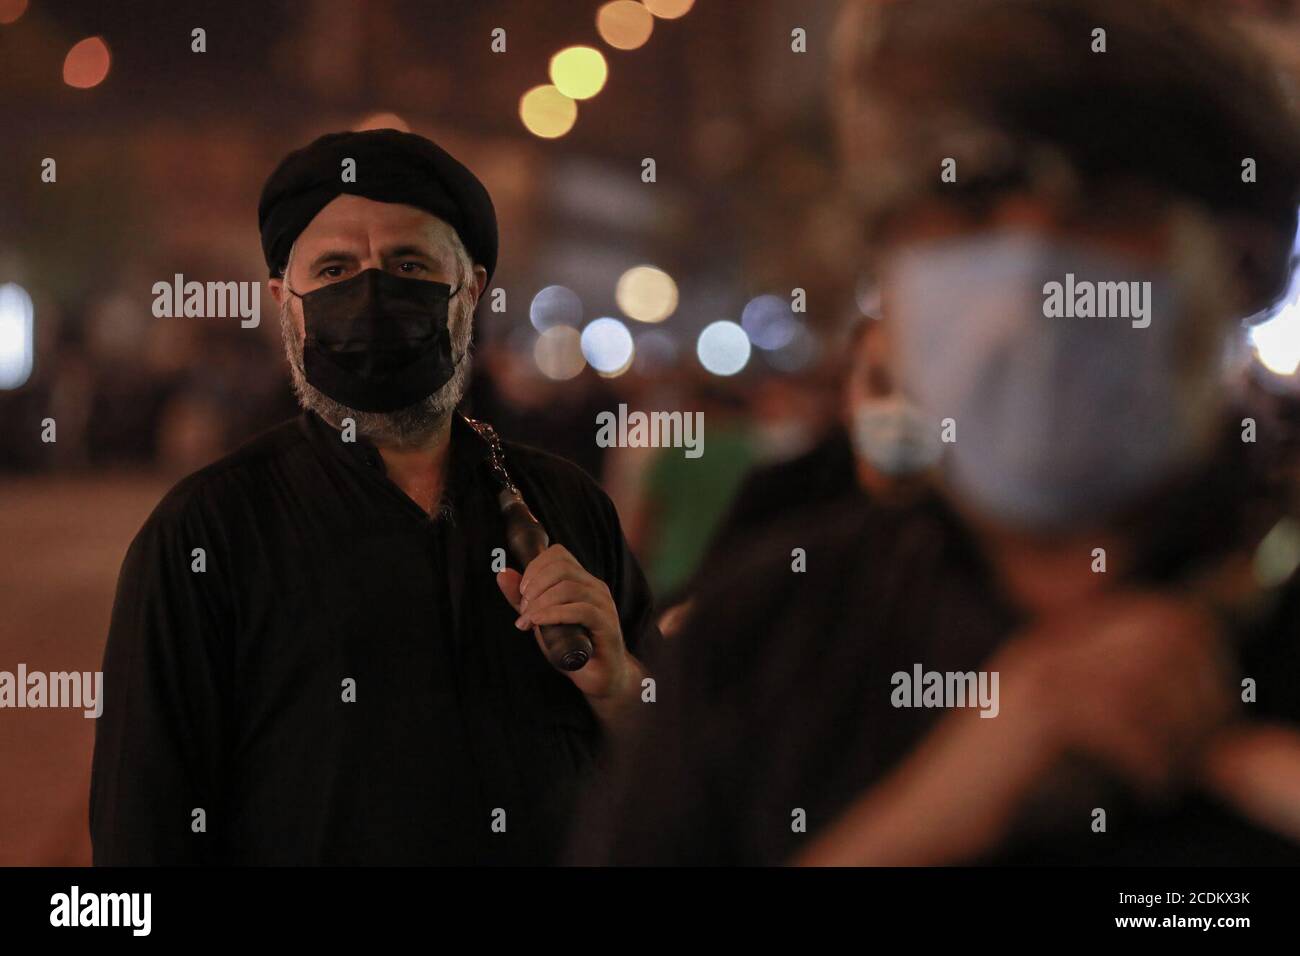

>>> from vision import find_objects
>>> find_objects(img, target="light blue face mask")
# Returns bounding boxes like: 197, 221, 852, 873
849, 395, 941, 477
887, 229, 1225, 532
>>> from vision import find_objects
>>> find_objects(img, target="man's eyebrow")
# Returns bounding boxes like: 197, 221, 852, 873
308, 249, 360, 269
381, 245, 438, 261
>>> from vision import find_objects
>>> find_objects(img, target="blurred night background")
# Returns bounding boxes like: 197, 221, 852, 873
2, 0, 1300, 864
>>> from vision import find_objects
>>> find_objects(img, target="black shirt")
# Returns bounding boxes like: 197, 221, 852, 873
573, 484, 1300, 866
90, 411, 659, 865
691, 426, 860, 592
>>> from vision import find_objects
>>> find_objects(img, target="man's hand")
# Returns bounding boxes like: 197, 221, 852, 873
998, 591, 1234, 796
1199, 723, 1300, 845
796, 591, 1236, 866
495, 544, 642, 711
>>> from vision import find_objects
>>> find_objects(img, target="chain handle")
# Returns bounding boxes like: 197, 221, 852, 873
460, 412, 594, 671
461, 413, 519, 496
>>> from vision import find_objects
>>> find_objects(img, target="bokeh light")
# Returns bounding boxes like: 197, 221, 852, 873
354, 112, 410, 132
763, 323, 820, 372
530, 285, 584, 332
63, 37, 111, 89
855, 276, 883, 317
597, 1, 655, 50
1250, 222, 1300, 377
741, 294, 798, 351
633, 329, 679, 374
0, 0, 28, 26
1251, 299, 1300, 376
642, 0, 695, 19
520, 84, 578, 139
581, 318, 635, 374
534, 326, 586, 380
615, 265, 678, 323
0, 283, 34, 390
696, 321, 751, 376
549, 46, 609, 100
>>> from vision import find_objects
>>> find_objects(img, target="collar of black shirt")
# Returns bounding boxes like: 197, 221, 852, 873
297, 409, 494, 518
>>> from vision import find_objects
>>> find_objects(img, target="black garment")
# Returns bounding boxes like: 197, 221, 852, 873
692, 427, 860, 587
573, 473, 1300, 866
258, 129, 498, 283
90, 412, 658, 865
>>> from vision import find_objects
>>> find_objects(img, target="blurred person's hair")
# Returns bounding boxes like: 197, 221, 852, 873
832, 0, 1300, 316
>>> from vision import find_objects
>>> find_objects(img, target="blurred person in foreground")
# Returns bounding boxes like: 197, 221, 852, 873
574, 0, 1300, 865
91, 130, 659, 865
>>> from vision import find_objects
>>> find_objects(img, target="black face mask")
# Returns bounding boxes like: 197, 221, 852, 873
288, 268, 463, 413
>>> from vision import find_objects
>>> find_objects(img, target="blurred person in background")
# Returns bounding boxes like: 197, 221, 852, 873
660, 314, 940, 636
574, 0, 1300, 865
708, 314, 938, 560
91, 129, 659, 865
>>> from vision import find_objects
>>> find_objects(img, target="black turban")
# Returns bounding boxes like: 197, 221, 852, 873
258, 129, 498, 283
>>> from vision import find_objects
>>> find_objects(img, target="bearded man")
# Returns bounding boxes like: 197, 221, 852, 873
91, 129, 659, 865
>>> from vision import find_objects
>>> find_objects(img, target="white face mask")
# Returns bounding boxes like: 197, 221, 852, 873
886, 228, 1227, 531
850, 395, 941, 476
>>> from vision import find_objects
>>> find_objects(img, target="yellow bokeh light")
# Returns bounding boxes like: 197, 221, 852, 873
616, 265, 678, 323
520, 83, 577, 138
597, 1, 654, 51
63, 37, 111, 89
534, 326, 587, 380
643, 0, 695, 19
549, 46, 609, 100
519, 84, 578, 139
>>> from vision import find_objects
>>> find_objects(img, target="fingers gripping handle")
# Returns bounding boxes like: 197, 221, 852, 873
499, 489, 594, 672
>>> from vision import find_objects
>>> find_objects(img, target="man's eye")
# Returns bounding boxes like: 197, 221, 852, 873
397, 261, 427, 274
318, 266, 345, 279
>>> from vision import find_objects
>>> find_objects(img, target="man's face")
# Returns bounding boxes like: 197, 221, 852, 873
269, 194, 489, 447
875, 190, 1233, 533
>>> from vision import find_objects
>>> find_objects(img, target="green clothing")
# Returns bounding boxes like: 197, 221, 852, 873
643, 425, 756, 598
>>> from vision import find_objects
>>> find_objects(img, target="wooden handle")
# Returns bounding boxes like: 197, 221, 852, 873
499, 488, 593, 672
538, 623, 594, 672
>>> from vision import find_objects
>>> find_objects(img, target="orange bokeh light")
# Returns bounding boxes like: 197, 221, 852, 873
0, 0, 29, 26
354, 111, 410, 132
596, 1, 654, 51
63, 37, 111, 89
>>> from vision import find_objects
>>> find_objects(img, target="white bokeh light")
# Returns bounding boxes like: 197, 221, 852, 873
580, 317, 634, 374
741, 294, 797, 351
529, 284, 583, 332
696, 320, 750, 376
1251, 299, 1300, 376
1249, 218, 1300, 376
0, 283, 34, 390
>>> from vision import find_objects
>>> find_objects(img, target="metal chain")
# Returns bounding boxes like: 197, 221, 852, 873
460, 413, 520, 496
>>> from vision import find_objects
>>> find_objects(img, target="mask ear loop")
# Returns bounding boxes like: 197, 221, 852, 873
446, 280, 469, 369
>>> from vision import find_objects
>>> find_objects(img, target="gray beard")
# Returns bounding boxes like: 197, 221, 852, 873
279, 300, 472, 448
